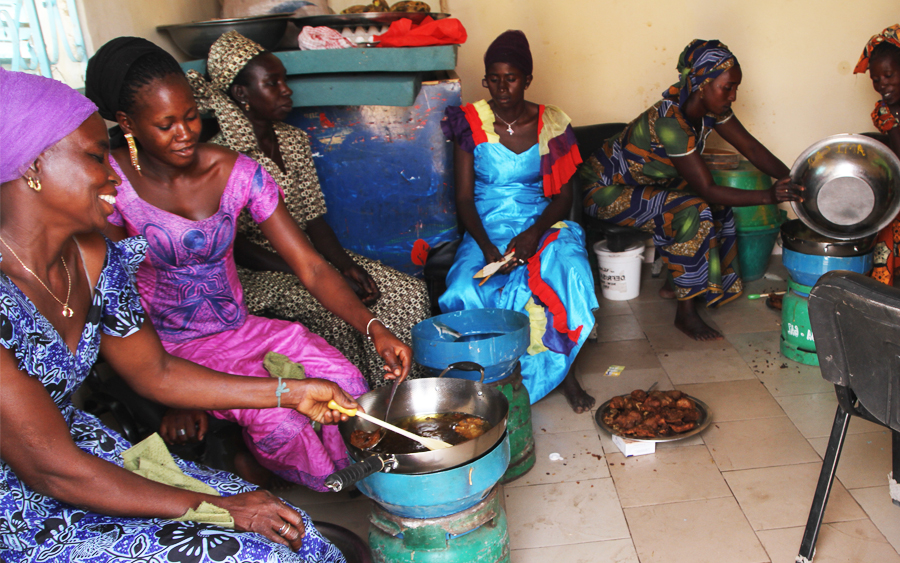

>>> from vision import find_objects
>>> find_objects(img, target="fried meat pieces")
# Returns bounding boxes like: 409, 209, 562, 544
602, 389, 701, 438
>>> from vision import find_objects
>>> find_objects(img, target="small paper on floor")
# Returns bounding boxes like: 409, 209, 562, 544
605, 365, 625, 377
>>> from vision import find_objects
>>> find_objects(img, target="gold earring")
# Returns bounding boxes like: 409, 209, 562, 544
26, 176, 41, 192
124, 133, 142, 175
242, 102, 250, 112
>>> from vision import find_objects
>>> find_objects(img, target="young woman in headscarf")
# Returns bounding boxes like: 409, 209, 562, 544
0, 68, 354, 562
83, 37, 412, 491
440, 30, 599, 413
853, 24, 900, 286
581, 39, 804, 341
187, 31, 430, 389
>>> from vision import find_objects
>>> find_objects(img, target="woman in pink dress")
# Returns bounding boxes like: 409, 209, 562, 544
84, 37, 412, 491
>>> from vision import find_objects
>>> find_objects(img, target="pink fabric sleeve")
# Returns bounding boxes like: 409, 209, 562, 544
244, 157, 285, 224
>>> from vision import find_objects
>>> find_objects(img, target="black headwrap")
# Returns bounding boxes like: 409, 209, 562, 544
484, 30, 533, 76
85, 36, 166, 121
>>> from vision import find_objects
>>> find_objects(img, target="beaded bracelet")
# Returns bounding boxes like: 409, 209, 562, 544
365, 317, 384, 341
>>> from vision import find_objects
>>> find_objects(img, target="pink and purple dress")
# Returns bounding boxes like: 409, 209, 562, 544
108, 154, 369, 491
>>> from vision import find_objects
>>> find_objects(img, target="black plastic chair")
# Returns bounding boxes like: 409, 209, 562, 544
571, 123, 653, 253
797, 271, 900, 562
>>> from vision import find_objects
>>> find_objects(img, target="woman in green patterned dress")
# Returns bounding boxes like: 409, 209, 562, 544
581, 39, 803, 340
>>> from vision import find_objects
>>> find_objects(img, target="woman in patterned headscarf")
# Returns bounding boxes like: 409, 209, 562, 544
188, 31, 430, 388
85, 37, 413, 492
854, 24, 900, 286
581, 39, 804, 341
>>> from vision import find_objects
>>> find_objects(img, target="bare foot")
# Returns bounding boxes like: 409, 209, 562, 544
561, 370, 595, 413
658, 278, 676, 300
674, 299, 722, 341
234, 451, 293, 490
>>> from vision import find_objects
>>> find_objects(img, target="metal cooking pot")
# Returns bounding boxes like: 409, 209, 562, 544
780, 219, 875, 257
325, 363, 509, 491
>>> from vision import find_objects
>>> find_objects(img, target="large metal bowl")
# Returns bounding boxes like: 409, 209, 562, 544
790, 134, 900, 240
158, 15, 289, 60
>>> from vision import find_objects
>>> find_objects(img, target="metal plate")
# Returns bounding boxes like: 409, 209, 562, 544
594, 395, 712, 443
292, 12, 448, 28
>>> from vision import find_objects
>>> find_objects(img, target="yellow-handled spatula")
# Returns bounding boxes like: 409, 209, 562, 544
327, 400, 453, 451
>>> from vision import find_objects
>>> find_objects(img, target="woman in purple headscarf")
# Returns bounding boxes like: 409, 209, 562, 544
581, 39, 804, 341
0, 68, 353, 562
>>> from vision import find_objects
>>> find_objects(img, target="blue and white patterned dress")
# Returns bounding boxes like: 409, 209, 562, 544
0, 237, 345, 563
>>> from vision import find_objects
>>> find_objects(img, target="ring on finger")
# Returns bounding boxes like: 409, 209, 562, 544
177, 429, 187, 436
277, 522, 290, 536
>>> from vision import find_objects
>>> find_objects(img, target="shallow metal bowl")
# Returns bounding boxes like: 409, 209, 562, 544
158, 15, 289, 60
790, 134, 900, 240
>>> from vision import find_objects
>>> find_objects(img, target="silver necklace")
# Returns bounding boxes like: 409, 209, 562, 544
494, 112, 522, 135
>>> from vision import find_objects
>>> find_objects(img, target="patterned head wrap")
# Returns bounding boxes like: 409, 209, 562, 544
484, 30, 533, 76
853, 24, 900, 74
188, 31, 267, 153
0, 68, 98, 184
84, 36, 162, 121
663, 39, 738, 108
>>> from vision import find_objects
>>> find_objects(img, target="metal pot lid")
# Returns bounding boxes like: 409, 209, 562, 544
780, 219, 875, 256
789, 134, 900, 240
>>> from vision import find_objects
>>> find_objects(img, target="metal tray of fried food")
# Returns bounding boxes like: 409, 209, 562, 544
595, 394, 712, 443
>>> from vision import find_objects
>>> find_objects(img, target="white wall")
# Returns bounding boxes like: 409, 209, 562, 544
441, 0, 898, 166
81, 0, 219, 61
85, 0, 897, 165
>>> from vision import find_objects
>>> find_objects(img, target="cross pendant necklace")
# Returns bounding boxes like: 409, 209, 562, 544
494, 112, 521, 135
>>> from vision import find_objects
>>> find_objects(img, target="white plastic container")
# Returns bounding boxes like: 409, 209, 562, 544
593, 240, 644, 301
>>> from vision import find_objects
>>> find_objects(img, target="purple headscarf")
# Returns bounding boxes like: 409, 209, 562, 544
0, 68, 97, 184
484, 30, 533, 76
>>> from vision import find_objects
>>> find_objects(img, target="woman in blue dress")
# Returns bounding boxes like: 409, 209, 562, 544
0, 68, 353, 563
439, 31, 599, 412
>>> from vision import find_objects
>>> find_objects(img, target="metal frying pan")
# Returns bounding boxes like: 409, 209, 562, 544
325, 363, 509, 491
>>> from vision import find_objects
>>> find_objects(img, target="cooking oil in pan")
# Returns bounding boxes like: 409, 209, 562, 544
353, 412, 491, 454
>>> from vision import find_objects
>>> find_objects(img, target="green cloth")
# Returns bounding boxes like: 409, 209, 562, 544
122, 433, 234, 528
263, 351, 306, 380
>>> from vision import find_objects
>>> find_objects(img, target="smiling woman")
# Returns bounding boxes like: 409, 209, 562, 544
0, 68, 357, 563
186, 31, 430, 391
83, 37, 416, 493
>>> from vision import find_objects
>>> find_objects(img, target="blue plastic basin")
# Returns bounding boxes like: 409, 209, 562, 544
412, 309, 529, 383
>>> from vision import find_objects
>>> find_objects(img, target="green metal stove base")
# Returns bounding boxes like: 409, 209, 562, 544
369, 486, 510, 563
490, 363, 536, 484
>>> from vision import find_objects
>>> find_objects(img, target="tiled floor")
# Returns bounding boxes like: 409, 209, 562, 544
280, 261, 900, 563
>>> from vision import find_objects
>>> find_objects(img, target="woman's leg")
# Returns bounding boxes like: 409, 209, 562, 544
584, 184, 739, 340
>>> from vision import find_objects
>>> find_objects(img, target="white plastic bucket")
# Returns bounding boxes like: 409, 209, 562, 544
593, 240, 644, 301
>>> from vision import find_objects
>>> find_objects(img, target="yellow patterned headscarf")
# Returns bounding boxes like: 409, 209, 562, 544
187, 30, 266, 153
